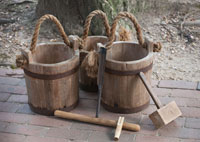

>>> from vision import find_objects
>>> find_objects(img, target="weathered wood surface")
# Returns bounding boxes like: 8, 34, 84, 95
149, 101, 182, 129
139, 72, 162, 109
24, 43, 79, 115
139, 72, 182, 129
114, 116, 125, 141
102, 41, 154, 113
55, 110, 140, 132
80, 36, 108, 92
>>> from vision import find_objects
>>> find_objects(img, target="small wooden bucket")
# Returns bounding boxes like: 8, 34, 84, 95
16, 15, 79, 115
79, 10, 110, 92
101, 12, 154, 113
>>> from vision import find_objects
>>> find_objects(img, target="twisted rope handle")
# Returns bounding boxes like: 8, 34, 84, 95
30, 14, 71, 52
106, 12, 144, 49
82, 10, 111, 47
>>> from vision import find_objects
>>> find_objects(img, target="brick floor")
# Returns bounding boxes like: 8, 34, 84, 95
0, 132, 26, 142
0, 77, 21, 86
0, 92, 11, 102
158, 80, 198, 90
17, 104, 35, 114
7, 95, 28, 103
0, 102, 23, 113
0, 68, 199, 142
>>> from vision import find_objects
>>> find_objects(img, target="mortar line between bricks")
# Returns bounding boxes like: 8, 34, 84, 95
0, 130, 30, 137
157, 95, 200, 105
139, 114, 145, 124
132, 133, 137, 141
183, 126, 200, 130
0, 76, 22, 79
183, 117, 186, 129
25, 135, 81, 142
179, 106, 200, 109
0, 91, 27, 95
10, 93, 27, 96
0, 120, 62, 129
0, 131, 28, 137
0, 118, 64, 129
155, 80, 160, 88
0, 83, 25, 87
136, 133, 200, 141
86, 129, 94, 142
0, 101, 27, 105
0, 119, 27, 125
157, 132, 200, 141
5, 94, 12, 101
9, 92, 27, 95
157, 86, 199, 91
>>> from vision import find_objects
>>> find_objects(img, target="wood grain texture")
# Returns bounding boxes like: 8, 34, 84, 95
102, 41, 154, 113
149, 101, 182, 129
114, 116, 124, 141
24, 43, 79, 115
79, 36, 108, 92
54, 110, 140, 132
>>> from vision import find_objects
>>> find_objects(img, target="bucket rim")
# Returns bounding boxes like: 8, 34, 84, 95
29, 42, 79, 67
106, 41, 153, 65
85, 35, 108, 39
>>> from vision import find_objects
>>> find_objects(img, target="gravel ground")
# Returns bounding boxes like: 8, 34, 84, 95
0, 0, 199, 82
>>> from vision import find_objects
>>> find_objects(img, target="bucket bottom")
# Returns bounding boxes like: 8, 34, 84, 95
101, 100, 150, 114
29, 100, 79, 116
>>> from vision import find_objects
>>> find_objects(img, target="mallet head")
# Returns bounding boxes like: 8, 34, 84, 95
149, 101, 182, 129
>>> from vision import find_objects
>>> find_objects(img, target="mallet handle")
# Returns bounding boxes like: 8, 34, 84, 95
54, 110, 140, 132
139, 72, 162, 109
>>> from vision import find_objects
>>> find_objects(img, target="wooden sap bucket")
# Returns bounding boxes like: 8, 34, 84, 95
79, 10, 110, 92
16, 15, 79, 115
101, 12, 154, 113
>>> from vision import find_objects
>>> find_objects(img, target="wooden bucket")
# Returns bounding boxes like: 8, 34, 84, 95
101, 12, 154, 113
17, 15, 79, 115
79, 10, 110, 92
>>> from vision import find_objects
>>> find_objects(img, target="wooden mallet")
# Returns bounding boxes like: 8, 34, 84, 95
139, 72, 182, 128
54, 110, 140, 132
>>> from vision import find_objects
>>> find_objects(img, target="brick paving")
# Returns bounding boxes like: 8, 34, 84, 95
0, 68, 199, 142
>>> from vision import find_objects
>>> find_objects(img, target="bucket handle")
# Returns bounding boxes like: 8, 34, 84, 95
106, 12, 144, 49
30, 14, 71, 53
81, 10, 111, 50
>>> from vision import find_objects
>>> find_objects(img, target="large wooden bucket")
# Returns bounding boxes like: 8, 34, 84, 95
101, 12, 154, 113
17, 15, 79, 115
79, 10, 110, 92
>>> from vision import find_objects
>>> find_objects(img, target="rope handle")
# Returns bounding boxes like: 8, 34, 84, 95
82, 10, 111, 45
106, 12, 144, 49
30, 14, 71, 52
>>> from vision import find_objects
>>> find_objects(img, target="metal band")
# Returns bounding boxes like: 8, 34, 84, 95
24, 65, 79, 80
105, 62, 153, 76
29, 100, 79, 116
101, 100, 150, 114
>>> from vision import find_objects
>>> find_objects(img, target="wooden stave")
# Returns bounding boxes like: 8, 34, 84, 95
24, 43, 79, 115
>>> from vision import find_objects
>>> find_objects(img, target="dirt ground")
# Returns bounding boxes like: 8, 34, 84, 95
0, 0, 200, 82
